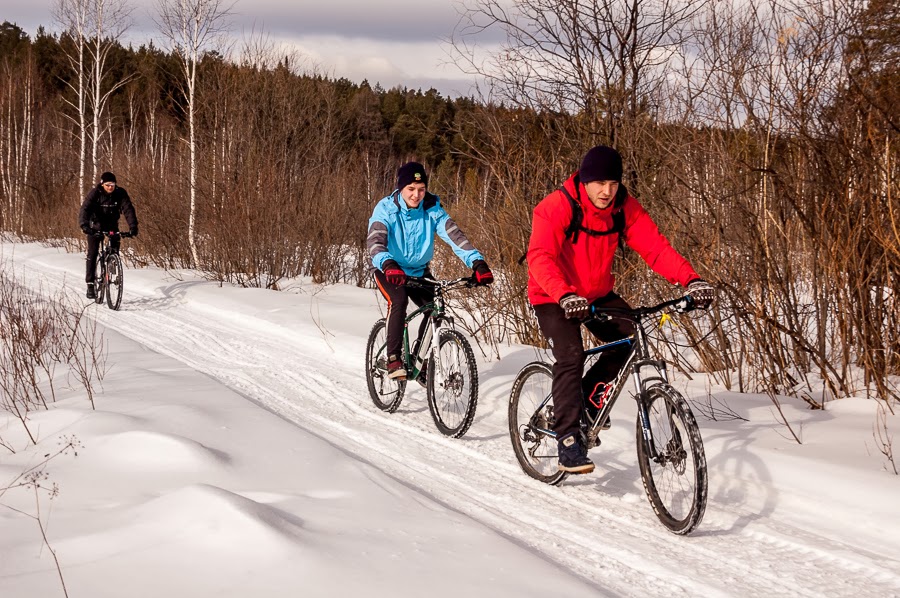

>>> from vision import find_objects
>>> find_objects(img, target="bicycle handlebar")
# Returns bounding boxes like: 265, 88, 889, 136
93, 231, 132, 238
589, 294, 697, 322
405, 275, 478, 290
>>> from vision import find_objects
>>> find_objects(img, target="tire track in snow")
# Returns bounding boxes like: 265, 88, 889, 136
11, 253, 900, 598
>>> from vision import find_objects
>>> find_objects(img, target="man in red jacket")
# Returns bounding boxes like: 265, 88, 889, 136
527, 145, 714, 473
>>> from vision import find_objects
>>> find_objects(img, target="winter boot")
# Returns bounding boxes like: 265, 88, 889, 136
86, 282, 96, 299
386, 355, 407, 381
557, 432, 595, 474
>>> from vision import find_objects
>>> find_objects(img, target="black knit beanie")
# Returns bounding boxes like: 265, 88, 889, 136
99, 171, 117, 184
579, 146, 622, 183
396, 162, 428, 190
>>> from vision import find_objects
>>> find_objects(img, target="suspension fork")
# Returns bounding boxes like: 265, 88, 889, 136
631, 322, 670, 461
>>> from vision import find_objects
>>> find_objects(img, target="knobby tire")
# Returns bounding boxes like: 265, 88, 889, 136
508, 361, 567, 485
636, 383, 708, 534
106, 253, 123, 310
426, 329, 478, 438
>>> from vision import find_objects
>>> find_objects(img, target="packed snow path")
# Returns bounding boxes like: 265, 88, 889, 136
7, 243, 900, 597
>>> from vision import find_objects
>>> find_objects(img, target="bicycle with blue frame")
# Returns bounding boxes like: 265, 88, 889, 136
92, 231, 132, 311
508, 294, 709, 534
365, 275, 480, 438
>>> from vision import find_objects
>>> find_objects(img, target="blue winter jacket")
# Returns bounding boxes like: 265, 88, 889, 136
367, 191, 484, 276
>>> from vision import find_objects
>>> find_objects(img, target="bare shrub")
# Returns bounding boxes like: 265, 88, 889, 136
0, 262, 107, 447
873, 401, 898, 475
0, 435, 80, 597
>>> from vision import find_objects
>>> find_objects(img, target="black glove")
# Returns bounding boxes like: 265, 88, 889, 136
93, 231, 105, 238
382, 260, 406, 286
559, 293, 590, 319
472, 260, 494, 285
686, 279, 715, 309
82, 227, 91, 235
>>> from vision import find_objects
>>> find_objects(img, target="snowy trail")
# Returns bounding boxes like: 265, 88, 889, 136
10, 248, 900, 597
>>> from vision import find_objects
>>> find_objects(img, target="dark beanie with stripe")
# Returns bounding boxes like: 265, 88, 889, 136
396, 162, 428, 190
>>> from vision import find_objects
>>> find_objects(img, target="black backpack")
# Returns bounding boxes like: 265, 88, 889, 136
519, 175, 628, 264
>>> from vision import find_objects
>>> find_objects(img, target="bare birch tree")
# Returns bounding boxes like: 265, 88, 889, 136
0, 52, 36, 234
86, 0, 134, 174
54, 0, 90, 202
155, 0, 234, 269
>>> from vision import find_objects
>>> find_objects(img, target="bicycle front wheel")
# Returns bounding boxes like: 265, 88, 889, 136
508, 361, 566, 485
364, 319, 405, 413
636, 383, 707, 534
426, 329, 478, 438
105, 253, 124, 310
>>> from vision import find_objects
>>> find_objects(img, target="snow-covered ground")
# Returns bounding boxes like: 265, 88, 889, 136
1, 241, 899, 598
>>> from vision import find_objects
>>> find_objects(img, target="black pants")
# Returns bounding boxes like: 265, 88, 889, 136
85, 234, 120, 283
373, 269, 435, 359
533, 292, 635, 439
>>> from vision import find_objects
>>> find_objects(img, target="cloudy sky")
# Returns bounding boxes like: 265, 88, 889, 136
4, 0, 500, 96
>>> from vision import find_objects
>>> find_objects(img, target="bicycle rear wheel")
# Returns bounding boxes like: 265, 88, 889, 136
636, 383, 707, 534
93, 258, 105, 304
105, 253, 124, 310
426, 329, 478, 438
364, 319, 405, 412
508, 361, 566, 485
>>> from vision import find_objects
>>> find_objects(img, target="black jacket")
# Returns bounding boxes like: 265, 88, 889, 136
78, 184, 138, 234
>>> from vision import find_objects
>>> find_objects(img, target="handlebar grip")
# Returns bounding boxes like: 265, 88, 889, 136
674, 296, 695, 313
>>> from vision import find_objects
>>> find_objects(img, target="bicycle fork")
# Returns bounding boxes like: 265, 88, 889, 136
633, 359, 670, 462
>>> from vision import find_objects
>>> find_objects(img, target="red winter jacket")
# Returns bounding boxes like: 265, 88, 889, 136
527, 173, 700, 305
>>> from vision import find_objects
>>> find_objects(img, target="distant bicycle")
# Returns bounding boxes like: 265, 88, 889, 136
92, 231, 131, 311
365, 275, 480, 438
508, 294, 709, 534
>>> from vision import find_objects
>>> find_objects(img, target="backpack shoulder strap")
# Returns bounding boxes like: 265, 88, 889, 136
611, 184, 628, 250
559, 179, 584, 244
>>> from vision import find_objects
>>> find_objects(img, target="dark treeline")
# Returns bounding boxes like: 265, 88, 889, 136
0, 0, 897, 408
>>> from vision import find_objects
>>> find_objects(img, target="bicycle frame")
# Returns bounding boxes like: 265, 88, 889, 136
529, 296, 692, 456
99, 235, 116, 263
372, 276, 473, 381
402, 277, 473, 381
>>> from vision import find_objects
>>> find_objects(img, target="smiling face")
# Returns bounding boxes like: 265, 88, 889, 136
584, 180, 619, 209
401, 182, 427, 208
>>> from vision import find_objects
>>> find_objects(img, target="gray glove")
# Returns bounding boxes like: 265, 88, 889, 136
687, 279, 715, 309
559, 293, 590, 319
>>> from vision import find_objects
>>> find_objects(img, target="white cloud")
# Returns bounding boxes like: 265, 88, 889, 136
6, 0, 497, 95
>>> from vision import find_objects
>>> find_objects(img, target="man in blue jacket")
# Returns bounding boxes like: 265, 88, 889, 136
367, 162, 493, 381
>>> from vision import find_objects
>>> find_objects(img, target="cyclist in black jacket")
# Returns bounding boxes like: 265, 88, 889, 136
78, 172, 139, 299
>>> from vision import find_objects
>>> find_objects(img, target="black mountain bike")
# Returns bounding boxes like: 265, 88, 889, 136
365, 276, 480, 438
508, 295, 708, 534
92, 231, 131, 311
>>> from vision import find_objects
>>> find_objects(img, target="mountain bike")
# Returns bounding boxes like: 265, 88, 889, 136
92, 231, 131, 311
365, 275, 480, 438
508, 295, 708, 534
